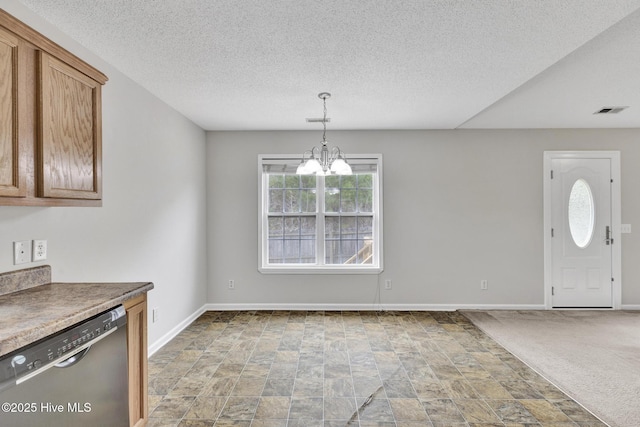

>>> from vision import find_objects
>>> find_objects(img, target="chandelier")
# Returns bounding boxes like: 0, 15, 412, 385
296, 92, 352, 175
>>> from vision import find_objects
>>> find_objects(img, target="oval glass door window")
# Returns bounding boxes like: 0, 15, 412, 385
568, 178, 595, 248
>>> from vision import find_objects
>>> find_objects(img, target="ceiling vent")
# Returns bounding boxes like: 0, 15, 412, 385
594, 106, 628, 114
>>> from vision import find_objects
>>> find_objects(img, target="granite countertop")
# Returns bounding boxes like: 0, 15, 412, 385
0, 266, 153, 357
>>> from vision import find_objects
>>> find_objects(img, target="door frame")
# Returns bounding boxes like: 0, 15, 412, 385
543, 151, 622, 309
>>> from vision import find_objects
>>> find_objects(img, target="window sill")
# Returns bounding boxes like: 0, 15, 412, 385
259, 266, 383, 275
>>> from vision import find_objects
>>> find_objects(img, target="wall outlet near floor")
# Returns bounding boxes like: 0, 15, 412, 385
384, 279, 392, 290
480, 280, 488, 290
228, 279, 235, 290
32, 240, 47, 261
13, 241, 31, 265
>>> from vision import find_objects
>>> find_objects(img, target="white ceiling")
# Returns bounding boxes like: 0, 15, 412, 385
16, 0, 640, 130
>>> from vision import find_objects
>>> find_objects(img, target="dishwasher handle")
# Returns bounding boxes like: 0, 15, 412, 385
55, 346, 91, 368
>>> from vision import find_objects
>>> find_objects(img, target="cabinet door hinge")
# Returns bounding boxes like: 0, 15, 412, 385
552, 286, 555, 296
551, 170, 554, 179
551, 228, 554, 237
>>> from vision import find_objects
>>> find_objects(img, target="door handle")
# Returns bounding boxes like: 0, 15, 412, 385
605, 226, 613, 245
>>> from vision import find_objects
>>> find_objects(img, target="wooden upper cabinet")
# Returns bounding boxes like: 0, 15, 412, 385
38, 52, 102, 199
0, 27, 26, 197
0, 10, 107, 206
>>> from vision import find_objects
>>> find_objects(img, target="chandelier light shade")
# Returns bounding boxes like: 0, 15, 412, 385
296, 92, 352, 175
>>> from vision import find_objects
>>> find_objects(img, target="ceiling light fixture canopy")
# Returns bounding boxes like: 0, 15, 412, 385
296, 92, 352, 175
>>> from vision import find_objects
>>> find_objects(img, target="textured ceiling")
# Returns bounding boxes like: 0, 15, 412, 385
14, 0, 640, 130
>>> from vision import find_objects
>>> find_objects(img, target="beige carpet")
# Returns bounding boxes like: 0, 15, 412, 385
461, 310, 640, 427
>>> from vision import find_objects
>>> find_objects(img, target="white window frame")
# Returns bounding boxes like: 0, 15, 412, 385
259, 154, 383, 274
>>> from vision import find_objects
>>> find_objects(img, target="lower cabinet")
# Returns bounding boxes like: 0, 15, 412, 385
124, 294, 148, 427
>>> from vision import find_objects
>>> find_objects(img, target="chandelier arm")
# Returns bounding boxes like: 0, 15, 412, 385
328, 146, 340, 161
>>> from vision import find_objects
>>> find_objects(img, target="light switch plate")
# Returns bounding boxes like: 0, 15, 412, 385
14, 241, 31, 265
621, 224, 632, 234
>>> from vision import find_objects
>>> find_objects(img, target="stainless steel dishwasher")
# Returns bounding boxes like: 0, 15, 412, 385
0, 306, 129, 426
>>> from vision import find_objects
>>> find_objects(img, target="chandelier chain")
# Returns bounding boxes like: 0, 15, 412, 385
322, 96, 327, 144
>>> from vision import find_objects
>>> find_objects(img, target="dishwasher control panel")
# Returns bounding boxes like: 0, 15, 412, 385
0, 306, 126, 383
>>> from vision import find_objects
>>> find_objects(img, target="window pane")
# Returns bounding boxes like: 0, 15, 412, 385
358, 239, 373, 264
283, 239, 315, 264
301, 217, 316, 239
325, 240, 340, 264
340, 189, 356, 212
268, 217, 284, 238
283, 239, 300, 262
325, 174, 374, 213
568, 178, 595, 248
269, 174, 317, 213
341, 175, 356, 188
268, 189, 283, 213
299, 239, 316, 263
357, 188, 373, 213
341, 216, 357, 236
285, 175, 300, 188
325, 175, 339, 188
268, 216, 315, 264
325, 188, 340, 212
358, 216, 373, 236
300, 189, 316, 212
341, 240, 357, 263
324, 216, 373, 265
283, 189, 299, 212
269, 175, 284, 188
358, 174, 373, 188
284, 217, 300, 237
301, 175, 316, 189
268, 240, 284, 263
325, 217, 339, 238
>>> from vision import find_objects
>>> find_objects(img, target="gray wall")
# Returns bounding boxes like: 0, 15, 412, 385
2, 1, 640, 357
206, 129, 640, 308
0, 1, 208, 347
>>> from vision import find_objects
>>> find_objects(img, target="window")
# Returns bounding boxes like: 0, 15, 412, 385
568, 178, 595, 249
259, 154, 383, 273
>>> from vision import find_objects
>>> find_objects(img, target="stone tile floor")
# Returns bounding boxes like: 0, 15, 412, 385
147, 311, 606, 427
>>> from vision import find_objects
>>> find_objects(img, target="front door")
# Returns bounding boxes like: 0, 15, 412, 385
550, 157, 613, 307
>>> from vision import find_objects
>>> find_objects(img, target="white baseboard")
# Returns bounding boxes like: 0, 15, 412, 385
148, 305, 207, 357
203, 303, 547, 311
621, 304, 640, 310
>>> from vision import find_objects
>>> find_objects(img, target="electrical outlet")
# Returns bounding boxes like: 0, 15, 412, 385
13, 241, 31, 265
152, 308, 159, 323
32, 240, 47, 261
384, 280, 392, 290
228, 279, 235, 290
480, 280, 488, 290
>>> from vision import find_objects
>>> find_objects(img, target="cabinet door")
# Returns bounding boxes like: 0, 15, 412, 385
0, 27, 26, 197
38, 52, 101, 199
